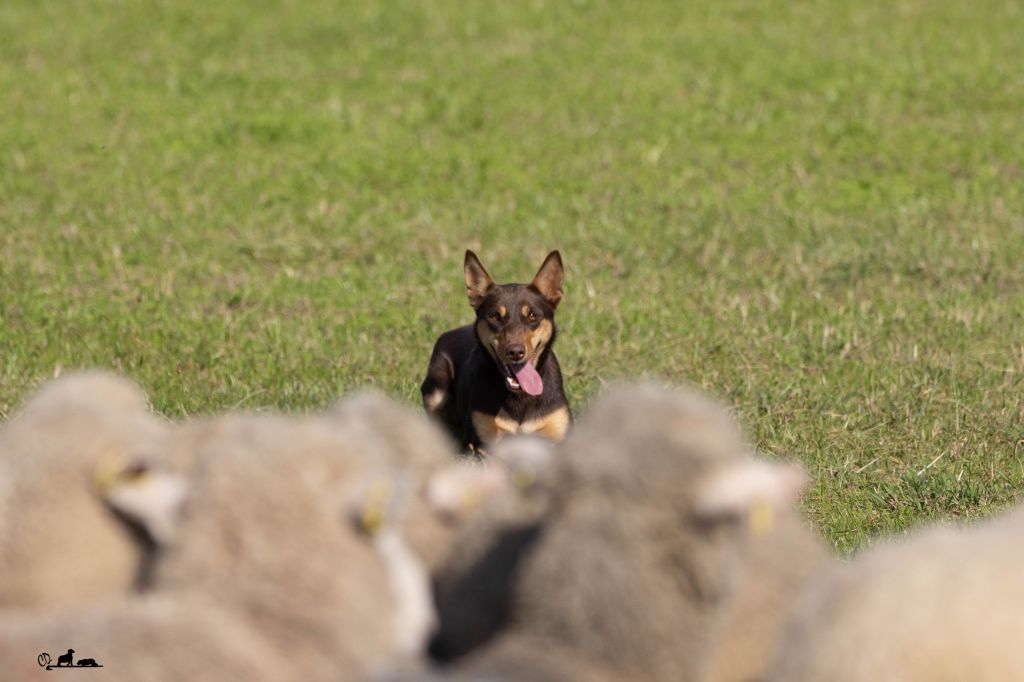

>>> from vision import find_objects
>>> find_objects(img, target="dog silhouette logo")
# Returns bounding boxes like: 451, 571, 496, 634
37, 650, 103, 669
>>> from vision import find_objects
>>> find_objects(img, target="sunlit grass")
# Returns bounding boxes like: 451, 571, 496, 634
1, 0, 1022, 550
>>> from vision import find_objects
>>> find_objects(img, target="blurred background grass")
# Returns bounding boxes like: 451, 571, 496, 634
1, 0, 1022, 550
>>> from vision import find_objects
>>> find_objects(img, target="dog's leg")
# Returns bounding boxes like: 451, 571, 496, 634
462, 412, 486, 457
421, 347, 454, 418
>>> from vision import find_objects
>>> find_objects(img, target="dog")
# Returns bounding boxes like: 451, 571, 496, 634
57, 649, 74, 666
421, 250, 571, 454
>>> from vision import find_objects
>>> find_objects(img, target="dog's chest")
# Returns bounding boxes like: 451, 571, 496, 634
471, 406, 570, 444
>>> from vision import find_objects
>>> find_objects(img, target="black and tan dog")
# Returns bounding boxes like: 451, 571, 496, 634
421, 250, 571, 454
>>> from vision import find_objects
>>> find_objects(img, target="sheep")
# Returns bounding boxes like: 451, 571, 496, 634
379, 636, 614, 682
148, 409, 443, 676
326, 390, 471, 573
0, 596, 292, 682
328, 392, 558, 660
767, 503, 1024, 682
427, 436, 558, 663
0, 394, 462, 681
424, 383, 810, 682
702, 496, 835, 682
0, 372, 172, 609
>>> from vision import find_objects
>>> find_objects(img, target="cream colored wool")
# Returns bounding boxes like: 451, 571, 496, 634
768, 504, 1024, 682
427, 383, 807, 682
0, 393, 459, 681
0, 372, 170, 609
703, 504, 835, 682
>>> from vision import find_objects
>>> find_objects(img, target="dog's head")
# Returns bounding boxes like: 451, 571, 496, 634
464, 250, 563, 396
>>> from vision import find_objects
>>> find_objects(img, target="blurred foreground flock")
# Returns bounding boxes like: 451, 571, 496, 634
2, 372, 1024, 680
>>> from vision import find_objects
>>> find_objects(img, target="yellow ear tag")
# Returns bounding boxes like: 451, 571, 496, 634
457, 486, 484, 515
93, 451, 127, 496
359, 478, 394, 536
748, 501, 775, 537
512, 467, 536, 491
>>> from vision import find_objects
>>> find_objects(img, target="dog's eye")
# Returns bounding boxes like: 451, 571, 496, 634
527, 311, 538, 321
488, 311, 501, 322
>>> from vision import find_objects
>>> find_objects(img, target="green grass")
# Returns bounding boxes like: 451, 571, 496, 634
1, 0, 1023, 551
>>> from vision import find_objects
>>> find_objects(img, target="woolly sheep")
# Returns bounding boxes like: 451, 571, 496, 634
380, 636, 613, 682
0, 394, 460, 680
0, 596, 291, 682
427, 436, 557, 663
426, 383, 807, 681
0, 372, 171, 609
327, 390, 470, 572
768, 503, 1024, 682
150, 407, 450, 677
702, 498, 835, 682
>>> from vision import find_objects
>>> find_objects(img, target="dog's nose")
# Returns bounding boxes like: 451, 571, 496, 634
506, 344, 526, 362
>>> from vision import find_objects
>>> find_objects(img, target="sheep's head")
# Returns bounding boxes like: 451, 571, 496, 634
331, 391, 482, 570
513, 383, 807, 678
121, 398, 469, 669
0, 372, 169, 607
334, 393, 559, 662
552, 383, 805, 589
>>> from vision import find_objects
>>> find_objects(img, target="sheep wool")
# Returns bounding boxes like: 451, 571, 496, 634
0, 372, 169, 608
428, 383, 807, 682
768, 503, 1024, 682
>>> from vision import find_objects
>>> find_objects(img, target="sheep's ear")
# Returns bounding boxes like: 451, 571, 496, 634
464, 250, 495, 309
491, 434, 555, 468
695, 459, 807, 521
100, 464, 190, 546
349, 473, 407, 537
490, 435, 556, 491
530, 250, 564, 309
426, 464, 508, 522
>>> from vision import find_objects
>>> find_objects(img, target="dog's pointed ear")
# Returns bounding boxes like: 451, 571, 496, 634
464, 250, 495, 309
531, 250, 564, 309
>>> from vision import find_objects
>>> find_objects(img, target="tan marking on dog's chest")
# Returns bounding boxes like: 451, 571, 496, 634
472, 406, 570, 444
520, 406, 570, 441
471, 410, 518, 444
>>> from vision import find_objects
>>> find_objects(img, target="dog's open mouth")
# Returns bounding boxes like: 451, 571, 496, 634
499, 358, 544, 396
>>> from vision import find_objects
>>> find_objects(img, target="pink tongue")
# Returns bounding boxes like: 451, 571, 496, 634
513, 362, 544, 396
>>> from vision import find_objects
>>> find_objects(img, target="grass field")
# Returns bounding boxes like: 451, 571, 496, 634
1, 0, 1023, 551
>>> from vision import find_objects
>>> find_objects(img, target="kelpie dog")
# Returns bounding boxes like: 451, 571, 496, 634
421, 250, 571, 454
